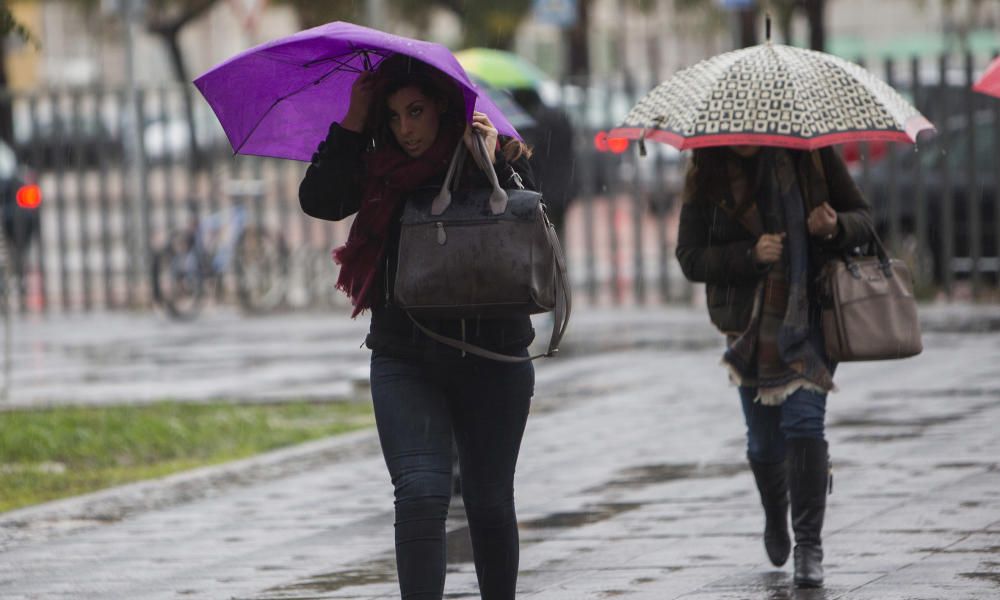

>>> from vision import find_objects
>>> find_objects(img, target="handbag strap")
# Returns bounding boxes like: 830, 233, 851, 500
405, 207, 572, 363
431, 135, 508, 216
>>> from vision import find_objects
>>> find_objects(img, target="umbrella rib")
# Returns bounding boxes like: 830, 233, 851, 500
303, 47, 388, 70
234, 60, 361, 155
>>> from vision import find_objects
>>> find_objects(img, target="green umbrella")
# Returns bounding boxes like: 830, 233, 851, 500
454, 47, 549, 91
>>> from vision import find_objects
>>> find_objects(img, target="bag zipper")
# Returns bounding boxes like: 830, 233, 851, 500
384, 253, 391, 306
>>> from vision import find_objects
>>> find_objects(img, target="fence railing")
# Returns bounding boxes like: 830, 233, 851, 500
3, 50, 999, 315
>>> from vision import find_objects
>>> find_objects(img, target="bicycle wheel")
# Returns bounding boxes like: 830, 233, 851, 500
152, 233, 205, 319
234, 227, 288, 313
304, 246, 343, 308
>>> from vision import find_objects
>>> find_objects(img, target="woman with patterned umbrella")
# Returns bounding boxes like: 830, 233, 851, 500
611, 31, 933, 589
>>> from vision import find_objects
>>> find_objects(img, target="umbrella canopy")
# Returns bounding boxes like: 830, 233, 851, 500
454, 47, 549, 91
973, 56, 1000, 98
610, 43, 933, 151
194, 22, 522, 162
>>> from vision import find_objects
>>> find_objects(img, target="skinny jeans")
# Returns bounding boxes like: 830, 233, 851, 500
739, 386, 827, 464
370, 351, 534, 600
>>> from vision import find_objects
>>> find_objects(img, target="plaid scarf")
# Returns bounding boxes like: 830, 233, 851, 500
721, 148, 834, 405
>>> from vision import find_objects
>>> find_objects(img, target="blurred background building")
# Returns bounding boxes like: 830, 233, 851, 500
7, 1, 998, 89
1, 0, 998, 316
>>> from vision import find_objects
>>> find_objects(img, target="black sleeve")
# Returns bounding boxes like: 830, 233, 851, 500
819, 147, 873, 251
298, 123, 366, 222
675, 199, 766, 286
495, 142, 538, 192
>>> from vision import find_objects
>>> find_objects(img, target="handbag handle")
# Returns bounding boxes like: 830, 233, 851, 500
810, 150, 893, 279
430, 141, 465, 215
839, 223, 893, 279
430, 134, 508, 216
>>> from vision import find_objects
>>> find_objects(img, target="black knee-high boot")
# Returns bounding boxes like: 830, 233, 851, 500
749, 458, 791, 566
788, 437, 829, 588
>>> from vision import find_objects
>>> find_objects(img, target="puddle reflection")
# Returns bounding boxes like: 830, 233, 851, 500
586, 462, 747, 492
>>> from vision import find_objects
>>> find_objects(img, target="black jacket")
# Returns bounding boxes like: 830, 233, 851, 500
676, 147, 873, 335
299, 123, 538, 361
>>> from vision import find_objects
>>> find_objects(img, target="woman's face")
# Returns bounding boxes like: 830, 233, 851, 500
729, 145, 761, 158
385, 86, 442, 157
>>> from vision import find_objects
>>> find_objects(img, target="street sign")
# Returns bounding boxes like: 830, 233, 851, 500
533, 0, 577, 28
716, 0, 756, 9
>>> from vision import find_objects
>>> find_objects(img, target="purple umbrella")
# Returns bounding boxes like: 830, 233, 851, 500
194, 21, 522, 162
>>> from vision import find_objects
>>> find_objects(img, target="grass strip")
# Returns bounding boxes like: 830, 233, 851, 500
0, 400, 374, 512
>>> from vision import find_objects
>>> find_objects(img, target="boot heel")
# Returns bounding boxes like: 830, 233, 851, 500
794, 545, 824, 588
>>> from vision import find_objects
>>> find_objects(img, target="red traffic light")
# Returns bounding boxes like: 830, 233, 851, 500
16, 184, 42, 209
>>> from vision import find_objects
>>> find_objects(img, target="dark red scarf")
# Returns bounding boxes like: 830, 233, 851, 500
333, 122, 463, 316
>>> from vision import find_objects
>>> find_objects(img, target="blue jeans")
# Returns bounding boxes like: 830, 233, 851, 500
739, 386, 827, 464
370, 352, 534, 600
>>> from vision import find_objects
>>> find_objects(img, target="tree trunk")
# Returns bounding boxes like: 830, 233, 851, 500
0, 40, 13, 147
739, 7, 757, 48
566, 0, 590, 80
803, 0, 826, 51
158, 29, 203, 169
147, 0, 218, 170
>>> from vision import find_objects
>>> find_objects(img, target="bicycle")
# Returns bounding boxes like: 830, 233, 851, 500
152, 197, 289, 319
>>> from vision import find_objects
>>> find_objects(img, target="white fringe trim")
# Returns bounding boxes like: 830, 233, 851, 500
721, 359, 836, 406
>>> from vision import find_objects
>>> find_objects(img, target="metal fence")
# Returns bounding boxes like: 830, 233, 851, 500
3, 50, 999, 315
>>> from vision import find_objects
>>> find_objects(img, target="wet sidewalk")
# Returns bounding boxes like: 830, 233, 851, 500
4, 301, 997, 408
2, 303, 1000, 599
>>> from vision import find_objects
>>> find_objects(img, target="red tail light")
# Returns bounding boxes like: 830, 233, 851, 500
607, 136, 629, 154
16, 184, 42, 209
593, 131, 609, 152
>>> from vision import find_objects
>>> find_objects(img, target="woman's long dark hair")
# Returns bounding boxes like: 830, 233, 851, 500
684, 146, 771, 217
365, 55, 531, 162
683, 147, 731, 205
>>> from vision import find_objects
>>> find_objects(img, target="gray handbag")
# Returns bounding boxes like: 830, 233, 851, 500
819, 228, 922, 362
394, 134, 571, 362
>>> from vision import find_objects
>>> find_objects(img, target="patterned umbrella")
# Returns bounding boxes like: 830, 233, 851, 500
610, 42, 933, 151
973, 56, 1000, 98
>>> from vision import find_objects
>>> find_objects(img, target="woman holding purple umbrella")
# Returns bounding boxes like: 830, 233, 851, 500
676, 145, 873, 588
299, 54, 535, 600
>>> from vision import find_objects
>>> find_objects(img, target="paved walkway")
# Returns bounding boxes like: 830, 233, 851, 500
2, 303, 1000, 599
